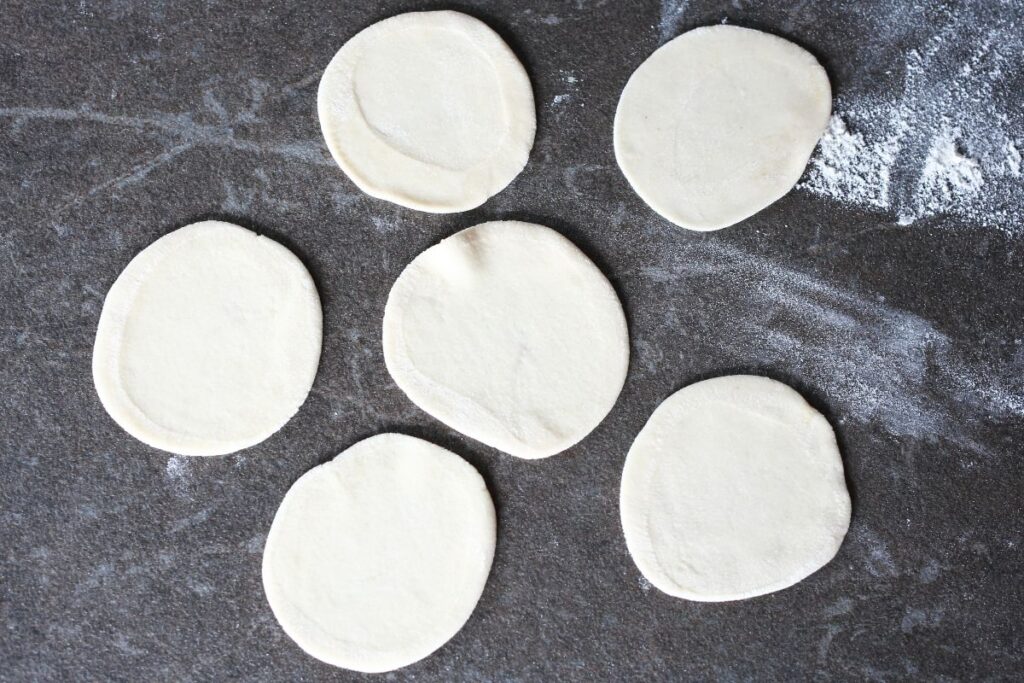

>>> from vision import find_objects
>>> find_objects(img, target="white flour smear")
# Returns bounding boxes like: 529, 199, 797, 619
800, 2, 1024, 234
805, 115, 898, 211
908, 128, 985, 226
165, 456, 191, 496
643, 240, 1024, 455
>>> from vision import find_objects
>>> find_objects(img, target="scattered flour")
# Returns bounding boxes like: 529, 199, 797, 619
1005, 141, 1022, 177
652, 0, 1022, 232
907, 128, 985, 225
804, 115, 897, 210
799, 2, 1024, 234
658, 0, 691, 44
551, 70, 580, 112
245, 533, 267, 554
642, 240, 1024, 453
164, 456, 190, 495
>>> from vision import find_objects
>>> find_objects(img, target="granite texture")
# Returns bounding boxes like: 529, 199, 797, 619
2, 1, 1022, 681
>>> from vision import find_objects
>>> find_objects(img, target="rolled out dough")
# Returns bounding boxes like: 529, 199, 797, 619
318, 11, 536, 212
92, 221, 322, 456
383, 221, 629, 459
620, 375, 851, 601
262, 434, 495, 673
614, 25, 832, 231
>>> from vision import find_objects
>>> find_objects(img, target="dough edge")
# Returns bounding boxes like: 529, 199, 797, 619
381, 221, 630, 459
620, 375, 852, 601
317, 10, 537, 213
91, 220, 322, 456
613, 24, 832, 231
261, 433, 497, 672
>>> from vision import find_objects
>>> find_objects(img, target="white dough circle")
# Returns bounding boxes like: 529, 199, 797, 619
262, 434, 495, 673
92, 221, 322, 456
614, 25, 832, 231
620, 376, 851, 601
318, 11, 536, 212
383, 221, 629, 459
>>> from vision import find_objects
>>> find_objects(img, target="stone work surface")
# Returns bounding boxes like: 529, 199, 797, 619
2, 1, 1022, 680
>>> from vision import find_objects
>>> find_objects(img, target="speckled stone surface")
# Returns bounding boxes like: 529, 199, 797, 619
2, 1, 1022, 681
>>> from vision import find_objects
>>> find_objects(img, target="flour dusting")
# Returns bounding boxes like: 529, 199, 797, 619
658, 0, 691, 44
908, 128, 985, 225
804, 115, 896, 210
643, 240, 1024, 452
1005, 142, 1022, 177
800, 2, 1024, 234
165, 456, 190, 495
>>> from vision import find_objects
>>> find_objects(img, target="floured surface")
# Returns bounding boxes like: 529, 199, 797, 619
621, 376, 851, 601
383, 221, 629, 458
5, 1, 1024, 680
614, 25, 831, 230
92, 221, 322, 456
799, 2, 1024, 233
318, 11, 535, 212
262, 434, 495, 673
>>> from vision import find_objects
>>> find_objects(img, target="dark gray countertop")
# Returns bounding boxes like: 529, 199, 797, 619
2, 1, 1022, 680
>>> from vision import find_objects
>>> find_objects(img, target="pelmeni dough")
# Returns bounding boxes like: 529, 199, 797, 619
614, 25, 832, 231
92, 221, 321, 456
383, 221, 629, 459
262, 434, 495, 673
621, 376, 851, 601
318, 11, 536, 212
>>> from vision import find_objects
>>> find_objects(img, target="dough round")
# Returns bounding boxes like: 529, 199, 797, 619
262, 434, 495, 673
92, 221, 322, 456
613, 25, 832, 231
620, 376, 850, 601
318, 11, 536, 212
383, 221, 629, 459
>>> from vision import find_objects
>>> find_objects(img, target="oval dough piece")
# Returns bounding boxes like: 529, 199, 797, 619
262, 434, 496, 673
614, 25, 832, 231
318, 11, 536, 212
383, 221, 629, 459
621, 375, 851, 601
92, 221, 322, 456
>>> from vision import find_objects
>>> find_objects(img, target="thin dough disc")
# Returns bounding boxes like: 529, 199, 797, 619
92, 221, 322, 456
318, 11, 536, 212
614, 25, 832, 231
620, 376, 851, 601
262, 434, 496, 673
383, 221, 629, 459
